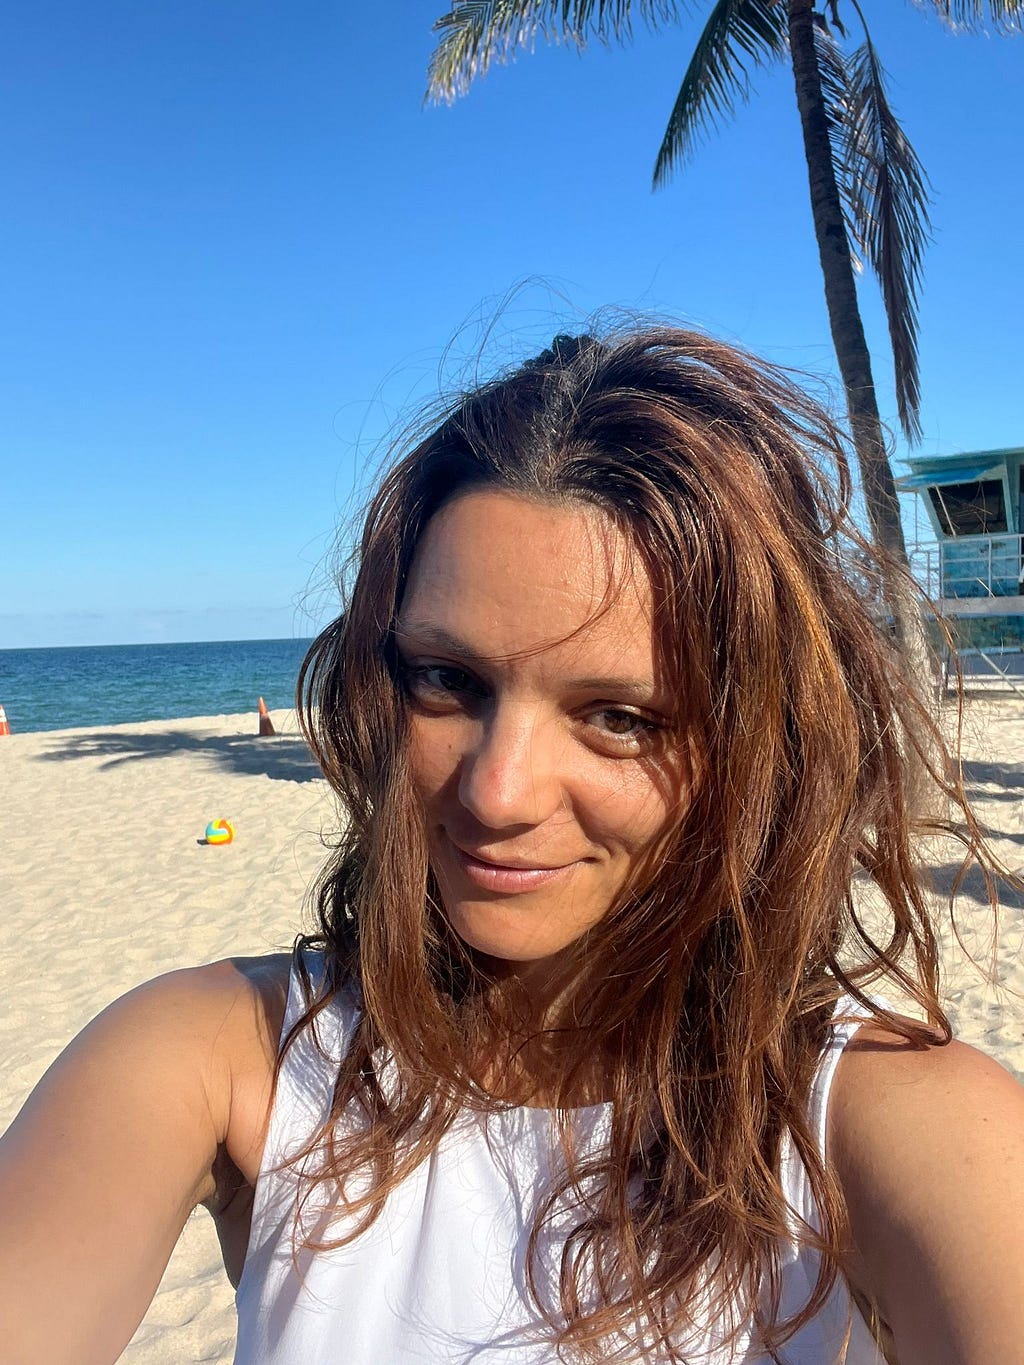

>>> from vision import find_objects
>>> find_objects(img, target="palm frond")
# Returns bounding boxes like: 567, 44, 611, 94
812, 18, 865, 274
813, 15, 850, 137
822, 1, 847, 38
428, 0, 686, 104
841, 37, 932, 442
651, 0, 787, 184
916, 0, 1023, 33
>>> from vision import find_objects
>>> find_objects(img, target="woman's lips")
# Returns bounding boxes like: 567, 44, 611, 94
450, 842, 579, 893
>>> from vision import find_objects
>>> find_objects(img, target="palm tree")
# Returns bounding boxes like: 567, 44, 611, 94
426, 0, 1021, 664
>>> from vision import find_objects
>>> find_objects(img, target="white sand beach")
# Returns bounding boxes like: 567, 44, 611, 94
1, 708, 332, 1363
2, 700, 1022, 1363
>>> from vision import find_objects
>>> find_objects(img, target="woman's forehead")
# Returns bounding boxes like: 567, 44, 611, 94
398, 489, 659, 677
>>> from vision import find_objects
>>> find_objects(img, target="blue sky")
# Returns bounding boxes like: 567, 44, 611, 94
2, 1, 1021, 648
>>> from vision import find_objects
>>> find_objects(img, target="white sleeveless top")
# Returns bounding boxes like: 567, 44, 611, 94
234, 957, 884, 1364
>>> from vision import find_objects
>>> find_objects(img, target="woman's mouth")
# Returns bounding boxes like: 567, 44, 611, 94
449, 842, 580, 893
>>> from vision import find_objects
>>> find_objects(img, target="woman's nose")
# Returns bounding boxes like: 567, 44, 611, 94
457, 707, 565, 830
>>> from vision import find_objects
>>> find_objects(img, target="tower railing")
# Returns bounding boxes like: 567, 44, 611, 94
908, 533, 1024, 603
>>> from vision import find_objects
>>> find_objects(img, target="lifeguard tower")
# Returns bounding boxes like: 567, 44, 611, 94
901, 446, 1024, 693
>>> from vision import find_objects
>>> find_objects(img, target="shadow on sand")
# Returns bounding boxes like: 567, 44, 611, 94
917, 755, 1024, 909
960, 758, 1024, 806
927, 861, 1024, 911
33, 728, 323, 783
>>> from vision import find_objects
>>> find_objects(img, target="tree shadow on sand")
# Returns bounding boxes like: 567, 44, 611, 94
926, 861, 1024, 912
960, 758, 1024, 807
33, 728, 323, 783
917, 753, 1024, 909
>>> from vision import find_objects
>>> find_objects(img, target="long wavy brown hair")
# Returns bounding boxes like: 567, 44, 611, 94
293, 325, 983, 1360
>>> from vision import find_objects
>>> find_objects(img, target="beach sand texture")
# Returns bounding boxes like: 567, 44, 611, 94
2, 700, 1022, 1362
1, 709, 331, 1363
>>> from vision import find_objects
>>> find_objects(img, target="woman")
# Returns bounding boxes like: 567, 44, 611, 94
3, 326, 1023, 1364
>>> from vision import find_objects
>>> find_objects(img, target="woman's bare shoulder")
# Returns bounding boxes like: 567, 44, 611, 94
185, 952, 293, 1061
829, 1018, 1024, 1363
74, 951, 292, 1032
141, 950, 292, 1014
120, 953, 295, 1171
91, 952, 293, 1146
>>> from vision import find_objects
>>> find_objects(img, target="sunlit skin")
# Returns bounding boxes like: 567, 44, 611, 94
396, 489, 689, 1001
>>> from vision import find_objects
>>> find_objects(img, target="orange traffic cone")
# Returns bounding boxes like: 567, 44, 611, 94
258, 696, 276, 737
0, 704, 9, 737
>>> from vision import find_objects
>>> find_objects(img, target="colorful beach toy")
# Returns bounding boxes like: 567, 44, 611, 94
205, 819, 235, 846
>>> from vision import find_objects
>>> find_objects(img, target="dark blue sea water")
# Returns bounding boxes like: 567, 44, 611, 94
0, 638, 315, 733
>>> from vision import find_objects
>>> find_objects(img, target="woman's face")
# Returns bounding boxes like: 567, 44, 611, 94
396, 489, 688, 992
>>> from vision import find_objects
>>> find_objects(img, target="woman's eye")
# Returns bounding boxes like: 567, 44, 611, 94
588, 708, 662, 749
403, 664, 484, 701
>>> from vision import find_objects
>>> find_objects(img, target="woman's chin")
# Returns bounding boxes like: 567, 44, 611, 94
446, 904, 579, 974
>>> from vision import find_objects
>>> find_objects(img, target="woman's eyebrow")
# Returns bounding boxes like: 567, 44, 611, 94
563, 676, 662, 702
393, 622, 480, 659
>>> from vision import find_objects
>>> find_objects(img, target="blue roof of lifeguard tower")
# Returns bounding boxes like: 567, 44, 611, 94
901, 444, 1021, 488
899, 446, 1024, 492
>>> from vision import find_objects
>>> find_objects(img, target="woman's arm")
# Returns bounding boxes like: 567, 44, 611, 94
0, 957, 286, 1365
830, 1024, 1024, 1365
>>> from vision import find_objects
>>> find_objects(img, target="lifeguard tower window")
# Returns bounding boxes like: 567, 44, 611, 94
928, 479, 1008, 537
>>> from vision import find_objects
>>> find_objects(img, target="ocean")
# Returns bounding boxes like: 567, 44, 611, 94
0, 638, 316, 734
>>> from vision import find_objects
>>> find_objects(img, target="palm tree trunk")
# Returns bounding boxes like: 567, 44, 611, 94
785, 0, 933, 687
